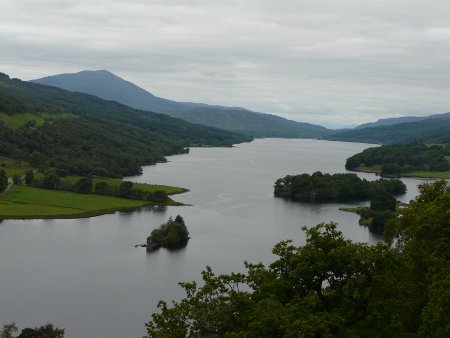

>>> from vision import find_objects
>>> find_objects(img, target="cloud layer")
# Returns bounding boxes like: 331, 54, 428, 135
1, 0, 450, 127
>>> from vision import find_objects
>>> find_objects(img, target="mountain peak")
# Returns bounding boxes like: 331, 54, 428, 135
32, 70, 331, 138
78, 69, 115, 77
32, 69, 157, 101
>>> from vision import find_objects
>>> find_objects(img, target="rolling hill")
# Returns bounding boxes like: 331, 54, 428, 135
327, 118, 450, 144
32, 70, 331, 138
355, 112, 450, 129
0, 72, 251, 177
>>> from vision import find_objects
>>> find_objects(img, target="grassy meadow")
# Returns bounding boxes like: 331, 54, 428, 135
353, 156, 450, 179
0, 181, 187, 219
402, 171, 450, 179
403, 156, 450, 179
0, 185, 151, 219
0, 156, 31, 177
0, 111, 76, 129
0, 158, 188, 219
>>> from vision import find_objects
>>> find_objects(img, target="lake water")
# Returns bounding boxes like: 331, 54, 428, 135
0, 139, 427, 338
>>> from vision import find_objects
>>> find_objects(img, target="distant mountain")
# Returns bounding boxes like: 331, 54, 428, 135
0, 72, 251, 177
32, 70, 331, 138
327, 118, 450, 144
355, 112, 450, 129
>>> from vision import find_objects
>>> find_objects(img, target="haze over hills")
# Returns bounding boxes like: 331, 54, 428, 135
24, 69, 450, 145
327, 118, 450, 144
355, 112, 450, 129
32, 70, 332, 138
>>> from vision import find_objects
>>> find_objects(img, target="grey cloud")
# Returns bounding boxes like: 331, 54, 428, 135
1, 0, 450, 127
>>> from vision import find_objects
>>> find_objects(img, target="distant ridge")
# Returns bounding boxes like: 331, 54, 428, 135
32, 70, 331, 138
355, 112, 450, 129
327, 118, 450, 144
0, 72, 251, 177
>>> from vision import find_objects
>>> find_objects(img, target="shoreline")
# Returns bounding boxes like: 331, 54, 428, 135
0, 185, 189, 220
351, 167, 449, 180
0, 201, 186, 220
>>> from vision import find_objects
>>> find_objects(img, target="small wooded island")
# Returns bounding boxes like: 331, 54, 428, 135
145, 215, 190, 251
274, 171, 407, 235
274, 171, 406, 202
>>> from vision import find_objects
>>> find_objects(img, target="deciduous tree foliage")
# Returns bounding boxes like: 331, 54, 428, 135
345, 143, 450, 175
145, 181, 450, 337
0, 169, 7, 192
147, 216, 189, 250
73, 177, 93, 194
0, 323, 64, 338
274, 171, 405, 202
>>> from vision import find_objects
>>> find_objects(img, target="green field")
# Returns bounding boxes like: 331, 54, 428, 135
403, 171, 450, 179
403, 156, 450, 179
0, 112, 76, 129
61, 176, 188, 195
0, 156, 31, 177
356, 167, 450, 179
354, 165, 381, 174
0, 185, 184, 219
354, 161, 450, 179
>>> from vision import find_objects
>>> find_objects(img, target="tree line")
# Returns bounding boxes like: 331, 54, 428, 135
326, 118, 450, 144
274, 171, 406, 202
23, 170, 170, 203
346, 143, 450, 176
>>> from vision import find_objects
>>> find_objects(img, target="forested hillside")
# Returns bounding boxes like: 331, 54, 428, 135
346, 144, 450, 176
355, 111, 450, 129
326, 118, 450, 144
0, 73, 251, 177
32, 70, 332, 138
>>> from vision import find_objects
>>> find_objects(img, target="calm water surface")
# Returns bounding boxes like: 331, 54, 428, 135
0, 139, 426, 338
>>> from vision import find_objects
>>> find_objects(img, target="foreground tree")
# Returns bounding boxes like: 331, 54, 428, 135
0, 323, 64, 338
1, 323, 17, 338
145, 181, 450, 337
393, 180, 450, 336
145, 223, 408, 337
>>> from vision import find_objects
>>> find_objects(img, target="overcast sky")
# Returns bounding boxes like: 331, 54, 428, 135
1, 0, 450, 127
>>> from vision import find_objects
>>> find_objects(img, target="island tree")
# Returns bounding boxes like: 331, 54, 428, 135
274, 171, 406, 202
147, 215, 189, 250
